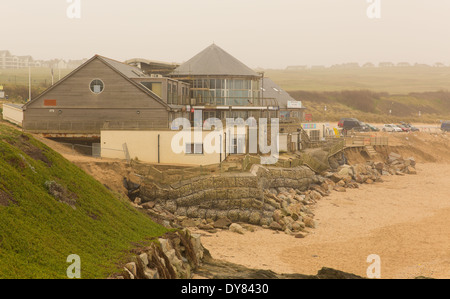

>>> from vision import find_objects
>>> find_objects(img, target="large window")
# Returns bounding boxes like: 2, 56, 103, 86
191, 78, 260, 106
167, 82, 178, 105
140, 82, 162, 97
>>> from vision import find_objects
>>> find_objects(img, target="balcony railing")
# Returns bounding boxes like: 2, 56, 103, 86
195, 97, 279, 107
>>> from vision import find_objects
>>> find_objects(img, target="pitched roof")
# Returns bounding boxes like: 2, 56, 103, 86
262, 78, 302, 109
24, 55, 169, 109
172, 44, 260, 77
98, 56, 149, 79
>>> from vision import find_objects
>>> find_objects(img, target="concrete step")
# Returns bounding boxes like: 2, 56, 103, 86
364, 145, 377, 156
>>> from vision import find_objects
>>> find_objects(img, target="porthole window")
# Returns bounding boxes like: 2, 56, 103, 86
90, 79, 104, 94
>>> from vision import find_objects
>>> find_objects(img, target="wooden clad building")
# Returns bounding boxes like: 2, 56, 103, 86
23, 55, 189, 136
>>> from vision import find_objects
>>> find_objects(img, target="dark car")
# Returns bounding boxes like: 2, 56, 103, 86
338, 118, 358, 128
342, 119, 367, 133
441, 121, 450, 132
363, 123, 380, 132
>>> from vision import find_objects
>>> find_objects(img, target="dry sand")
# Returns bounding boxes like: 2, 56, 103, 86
199, 162, 450, 279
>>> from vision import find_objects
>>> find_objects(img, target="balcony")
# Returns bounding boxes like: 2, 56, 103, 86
194, 96, 279, 108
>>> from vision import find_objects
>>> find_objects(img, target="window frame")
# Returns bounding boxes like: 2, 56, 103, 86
89, 79, 105, 94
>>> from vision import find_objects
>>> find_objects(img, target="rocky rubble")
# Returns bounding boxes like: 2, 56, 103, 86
111, 229, 205, 279
130, 152, 417, 239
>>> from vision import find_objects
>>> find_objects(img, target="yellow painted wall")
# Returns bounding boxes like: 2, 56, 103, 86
101, 129, 224, 166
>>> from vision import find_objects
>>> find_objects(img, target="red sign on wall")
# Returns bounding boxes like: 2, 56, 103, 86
305, 114, 313, 122
44, 99, 57, 106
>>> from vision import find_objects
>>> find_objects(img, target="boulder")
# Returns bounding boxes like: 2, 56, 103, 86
124, 262, 137, 278
334, 186, 346, 192
269, 221, 283, 231
213, 217, 232, 229
229, 223, 245, 234
304, 216, 316, 228
406, 166, 417, 175
295, 232, 307, 239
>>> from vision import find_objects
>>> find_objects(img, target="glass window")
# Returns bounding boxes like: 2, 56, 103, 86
90, 79, 104, 94
140, 82, 162, 97
185, 143, 203, 154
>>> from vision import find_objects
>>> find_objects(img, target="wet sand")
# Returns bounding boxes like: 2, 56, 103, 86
199, 163, 450, 279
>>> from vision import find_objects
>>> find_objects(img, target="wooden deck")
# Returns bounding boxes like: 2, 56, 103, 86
344, 136, 389, 148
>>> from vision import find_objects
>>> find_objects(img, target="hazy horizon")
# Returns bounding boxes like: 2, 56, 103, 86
2, 0, 450, 69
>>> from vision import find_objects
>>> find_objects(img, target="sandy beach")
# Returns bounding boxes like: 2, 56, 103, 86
199, 162, 450, 279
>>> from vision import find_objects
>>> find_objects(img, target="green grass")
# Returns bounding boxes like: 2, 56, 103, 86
0, 123, 168, 279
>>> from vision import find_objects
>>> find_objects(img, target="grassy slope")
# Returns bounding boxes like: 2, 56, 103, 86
0, 123, 167, 279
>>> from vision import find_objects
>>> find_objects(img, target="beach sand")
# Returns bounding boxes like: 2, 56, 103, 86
199, 163, 450, 279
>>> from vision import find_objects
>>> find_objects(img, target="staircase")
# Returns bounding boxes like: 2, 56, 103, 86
364, 145, 377, 157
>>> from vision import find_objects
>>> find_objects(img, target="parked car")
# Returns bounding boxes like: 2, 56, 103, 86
363, 123, 380, 132
338, 118, 358, 128
441, 121, 450, 132
382, 124, 403, 132
396, 124, 411, 132
403, 123, 420, 132
342, 119, 367, 132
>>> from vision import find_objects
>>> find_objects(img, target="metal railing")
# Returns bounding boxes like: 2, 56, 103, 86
195, 97, 279, 107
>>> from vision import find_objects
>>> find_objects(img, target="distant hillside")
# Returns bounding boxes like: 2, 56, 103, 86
289, 90, 450, 123
264, 66, 450, 94
0, 123, 167, 278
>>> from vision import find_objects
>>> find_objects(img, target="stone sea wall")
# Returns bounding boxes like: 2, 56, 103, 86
139, 165, 315, 226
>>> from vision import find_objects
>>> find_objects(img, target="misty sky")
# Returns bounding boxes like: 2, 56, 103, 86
2, 0, 450, 68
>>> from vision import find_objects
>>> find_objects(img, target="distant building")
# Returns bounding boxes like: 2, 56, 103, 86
378, 62, 394, 67
433, 62, 446, 68
331, 63, 360, 69
397, 62, 411, 67
362, 62, 375, 68
0, 50, 85, 69
286, 65, 308, 70
0, 51, 41, 69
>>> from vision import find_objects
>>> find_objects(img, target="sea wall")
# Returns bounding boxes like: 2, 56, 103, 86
139, 165, 315, 226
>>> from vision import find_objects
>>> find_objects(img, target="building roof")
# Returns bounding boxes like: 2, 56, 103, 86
172, 44, 260, 77
262, 78, 303, 109
98, 56, 150, 79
